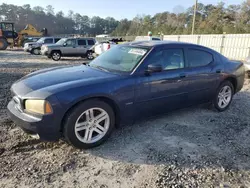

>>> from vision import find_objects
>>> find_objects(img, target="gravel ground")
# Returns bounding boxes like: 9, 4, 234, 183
1, 50, 250, 188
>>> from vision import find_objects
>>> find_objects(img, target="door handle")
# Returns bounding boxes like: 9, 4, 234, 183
179, 73, 186, 78
216, 69, 222, 73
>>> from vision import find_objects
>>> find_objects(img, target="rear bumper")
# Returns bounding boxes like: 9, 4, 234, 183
7, 100, 61, 141
244, 63, 250, 72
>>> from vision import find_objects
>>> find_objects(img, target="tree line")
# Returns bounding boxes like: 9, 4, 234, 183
0, 4, 119, 36
0, 1, 249, 37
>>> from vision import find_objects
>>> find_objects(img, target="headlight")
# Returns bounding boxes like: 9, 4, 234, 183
42, 46, 48, 51
25, 100, 53, 115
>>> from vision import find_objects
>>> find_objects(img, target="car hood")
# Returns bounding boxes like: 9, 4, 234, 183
12, 65, 119, 96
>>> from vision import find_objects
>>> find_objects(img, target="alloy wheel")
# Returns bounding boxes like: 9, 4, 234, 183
33, 49, 40, 55
74, 108, 110, 144
217, 85, 232, 109
52, 52, 61, 60
87, 52, 94, 60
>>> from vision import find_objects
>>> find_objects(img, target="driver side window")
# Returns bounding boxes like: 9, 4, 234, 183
66, 39, 76, 47
147, 49, 185, 70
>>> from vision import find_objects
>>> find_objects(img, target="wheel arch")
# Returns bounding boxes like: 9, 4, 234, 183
224, 77, 237, 94
60, 96, 121, 132
0, 36, 7, 40
51, 49, 62, 55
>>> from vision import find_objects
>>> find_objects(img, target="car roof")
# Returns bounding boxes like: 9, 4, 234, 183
126, 40, 221, 53
67, 37, 95, 40
126, 40, 198, 47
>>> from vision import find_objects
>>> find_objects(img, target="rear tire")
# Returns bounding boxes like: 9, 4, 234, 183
51, 51, 61, 61
213, 81, 234, 112
86, 51, 94, 60
63, 100, 115, 149
0, 38, 8, 50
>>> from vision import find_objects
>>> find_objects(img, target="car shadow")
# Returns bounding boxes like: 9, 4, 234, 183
88, 90, 250, 171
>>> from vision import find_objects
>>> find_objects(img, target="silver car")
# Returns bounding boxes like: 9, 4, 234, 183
41, 37, 96, 61
24, 37, 61, 55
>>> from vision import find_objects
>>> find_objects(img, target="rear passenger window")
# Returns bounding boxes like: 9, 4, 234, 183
152, 38, 161, 41
87, 40, 95, 45
78, 40, 86, 46
55, 38, 61, 43
187, 49, 213, 67
44, 38, 53, 43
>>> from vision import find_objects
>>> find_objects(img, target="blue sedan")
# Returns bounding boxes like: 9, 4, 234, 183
7, 41, 245, 149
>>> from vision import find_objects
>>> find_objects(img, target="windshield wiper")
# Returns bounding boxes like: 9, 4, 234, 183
91, 65, 110, 72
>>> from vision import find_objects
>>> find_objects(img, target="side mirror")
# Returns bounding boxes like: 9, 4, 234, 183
146, 64, 163, 74
63, 43, 67, 47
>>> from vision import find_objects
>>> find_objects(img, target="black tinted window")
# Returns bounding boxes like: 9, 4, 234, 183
87, 40, 95, 45
55, 38, 61, 43
78, 39, 86, 46
44, 38, 53, 43
188, 49, 213, 67
152, 38, 161, 41
148, 49, 184, 70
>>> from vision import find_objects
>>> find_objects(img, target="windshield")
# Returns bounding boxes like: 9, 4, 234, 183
89, 46, 149, 73
56, 38, 68, 45
36, 37, 45, 43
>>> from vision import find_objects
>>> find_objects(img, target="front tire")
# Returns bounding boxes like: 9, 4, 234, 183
63, 100, 115, 149
31, 48, 41, 55
213, 81, 234, 112
0, 38, 8, 50
51, 51, 61, 61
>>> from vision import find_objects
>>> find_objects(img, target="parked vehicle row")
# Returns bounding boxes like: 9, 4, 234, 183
24, 37, 61, 55
23, 35, 163, 61
24, 37, 98, 61
41, 37, 96, 61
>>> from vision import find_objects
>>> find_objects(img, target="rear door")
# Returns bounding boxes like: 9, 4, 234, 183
184, 48, 221, 105
77, 39, 88, 55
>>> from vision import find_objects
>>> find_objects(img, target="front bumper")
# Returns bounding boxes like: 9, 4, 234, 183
7, 100, 61, 141
41, 49, 49, 56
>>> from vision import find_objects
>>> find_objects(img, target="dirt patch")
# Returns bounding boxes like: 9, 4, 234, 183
1, 51, 250, 187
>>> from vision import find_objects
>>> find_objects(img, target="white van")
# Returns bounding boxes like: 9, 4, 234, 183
135, 36, 162, 41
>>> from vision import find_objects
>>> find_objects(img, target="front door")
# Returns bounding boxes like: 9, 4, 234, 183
135, 48, 189, 117
61, 39, 77, 55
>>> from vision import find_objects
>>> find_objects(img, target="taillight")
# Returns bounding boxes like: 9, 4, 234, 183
107, 44, 110, 50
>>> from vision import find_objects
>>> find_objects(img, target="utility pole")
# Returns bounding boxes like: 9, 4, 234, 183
192, 0, 198, 35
